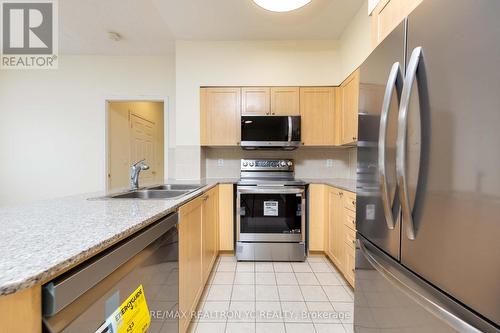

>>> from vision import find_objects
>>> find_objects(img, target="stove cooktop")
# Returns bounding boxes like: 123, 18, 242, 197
237, 178, 307, 186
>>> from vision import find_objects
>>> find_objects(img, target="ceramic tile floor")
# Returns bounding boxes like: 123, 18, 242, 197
189, 254, 354, 333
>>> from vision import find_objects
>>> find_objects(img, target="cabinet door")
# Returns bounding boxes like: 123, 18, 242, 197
241, 87, 270, 115
202, 187, 219, 284
271, 87, 300, 116
343, 226, 356, 287
300, 87, 336, 146
218, 184, 234, 251
341, 70, 360, 144
200, 87, 241, 146
371, 0, 423, 47
327, 188, 344, 269
308, 184, 327, 251
179, 197, 203, 333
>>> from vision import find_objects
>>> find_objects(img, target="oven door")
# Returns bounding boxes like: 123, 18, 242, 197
237, 186, 305, 242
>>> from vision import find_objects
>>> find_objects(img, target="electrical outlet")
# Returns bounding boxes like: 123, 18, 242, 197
326, 159, 334, 167
217, 159, 224, 167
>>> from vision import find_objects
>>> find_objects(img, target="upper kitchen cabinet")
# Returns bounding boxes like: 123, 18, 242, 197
340, 69, 360, 145
371, 0, 423, 47
200, 87, 241, 146
270, 87, 300, 116
241, 87, 270, 115
299, 87, 336, 146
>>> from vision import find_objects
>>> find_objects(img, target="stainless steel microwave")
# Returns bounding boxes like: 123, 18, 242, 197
240, 116, 301, 150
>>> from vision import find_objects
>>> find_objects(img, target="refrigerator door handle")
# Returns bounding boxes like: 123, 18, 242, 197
379, 62, 403, 230
358, 238, 490, 333
396, 46, 422, 240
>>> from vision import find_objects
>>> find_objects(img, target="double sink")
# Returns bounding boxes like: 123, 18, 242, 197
106, 184, 204, 200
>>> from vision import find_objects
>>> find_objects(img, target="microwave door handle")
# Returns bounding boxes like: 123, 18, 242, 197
287, 116, 292, 142
379, 62, 403, 230
396, 46, 423, 241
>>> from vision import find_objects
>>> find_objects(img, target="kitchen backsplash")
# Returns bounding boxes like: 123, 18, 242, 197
204, 147, 357, 179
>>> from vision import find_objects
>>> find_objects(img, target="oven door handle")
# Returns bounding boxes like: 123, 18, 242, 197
237, 187, 304, 194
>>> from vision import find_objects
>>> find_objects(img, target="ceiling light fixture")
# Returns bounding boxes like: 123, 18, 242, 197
252, 0, 312, 12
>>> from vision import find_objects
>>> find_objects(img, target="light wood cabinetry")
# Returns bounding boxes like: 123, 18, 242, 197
343, 225, 356, 287
179, 185, 221, 333
300, 87, 336, 146
218, 184, 235, 251
310, 184, 356, 288
200, 83, 358, 147
326, 188, 345, 270
371, 0, 423, 47
179, 196, 204, 333
241, 87, 270, 116
270, 87, 300, 116
309, 184, 327, 251
0, 286, 41, 333
202, 187, 219, 284
340, 70, 360, 145
200, 87, 241, 146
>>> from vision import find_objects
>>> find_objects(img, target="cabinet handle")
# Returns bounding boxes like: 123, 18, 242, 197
203, 195, 209, 201
352, 137, 357, 140
272, 112, 275, 115
352, 240, 356, 245
352, 200, 355, 205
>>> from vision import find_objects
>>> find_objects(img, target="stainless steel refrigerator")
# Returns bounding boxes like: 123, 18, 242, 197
355, 0, 500, 332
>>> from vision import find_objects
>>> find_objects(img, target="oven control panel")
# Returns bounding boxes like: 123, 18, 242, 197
241, 159, 294, 171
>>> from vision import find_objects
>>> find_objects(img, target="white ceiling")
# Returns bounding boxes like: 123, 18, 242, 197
59, 0, 364, 55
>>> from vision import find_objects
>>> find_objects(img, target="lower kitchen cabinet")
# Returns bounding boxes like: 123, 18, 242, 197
179, 196, 204, 333
202, 187, 219, 284
308, 184, 327, 251
218, 184, 235, 251
327, 188, 345, 270
179, 186, 220, 333
310, 184, 356, 288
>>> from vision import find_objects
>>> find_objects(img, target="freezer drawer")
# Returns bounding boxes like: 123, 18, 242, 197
355, 236, 498, 333
43, 213, 179, 333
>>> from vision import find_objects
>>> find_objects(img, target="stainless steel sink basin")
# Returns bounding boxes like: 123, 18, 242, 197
109, 190, 190, 199
147, 184, 202, 191
100, 184, 205, 200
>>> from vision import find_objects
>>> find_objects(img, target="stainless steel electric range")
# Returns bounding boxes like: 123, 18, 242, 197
236, 159, 306, 261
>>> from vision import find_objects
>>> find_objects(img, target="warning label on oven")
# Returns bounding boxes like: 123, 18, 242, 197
264, 201, 279, 216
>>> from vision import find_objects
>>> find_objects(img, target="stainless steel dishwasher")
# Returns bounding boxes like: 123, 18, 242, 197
42, 213, 179, 333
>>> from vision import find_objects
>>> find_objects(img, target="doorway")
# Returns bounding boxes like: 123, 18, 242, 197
106, 101, 165, 191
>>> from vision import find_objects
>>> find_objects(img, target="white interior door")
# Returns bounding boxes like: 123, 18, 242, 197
129, 113, 156, 186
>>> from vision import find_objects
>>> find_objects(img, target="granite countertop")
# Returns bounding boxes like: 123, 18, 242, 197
0, 180, 234, 296
299, 178, 356, 193
0, 176, 353, 296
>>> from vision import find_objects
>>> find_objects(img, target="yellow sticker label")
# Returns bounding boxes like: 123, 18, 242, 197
95, 285, 151, 333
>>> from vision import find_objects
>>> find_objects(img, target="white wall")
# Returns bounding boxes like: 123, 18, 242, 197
339, 0, 372, 80
174, 40, 342, 179
0, 54, 175, 206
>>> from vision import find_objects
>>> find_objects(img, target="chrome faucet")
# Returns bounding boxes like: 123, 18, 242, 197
130, 159, 150, 190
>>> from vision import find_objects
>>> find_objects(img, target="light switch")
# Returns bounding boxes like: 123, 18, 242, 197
217, 159, 224, 167
326, 159, 334, 167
